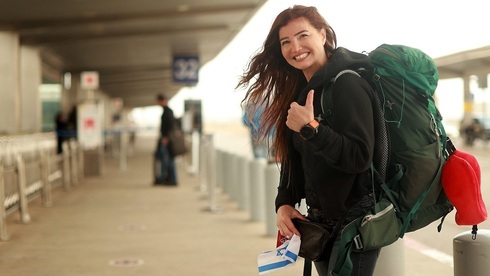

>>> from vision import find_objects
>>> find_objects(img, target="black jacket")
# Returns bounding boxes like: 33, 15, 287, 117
159, 105, 177, 157
275, 47, 377, 220
160, 106, 175, 138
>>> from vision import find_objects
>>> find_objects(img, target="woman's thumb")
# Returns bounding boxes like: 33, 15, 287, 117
305, 89, 315, 108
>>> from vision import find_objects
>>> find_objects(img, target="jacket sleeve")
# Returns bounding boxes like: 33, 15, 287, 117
275, 165, 295, 211
160, 107, 175, 137
274, 150, 306, 212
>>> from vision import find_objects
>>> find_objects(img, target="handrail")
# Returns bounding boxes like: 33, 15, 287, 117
0, 133, 82, 241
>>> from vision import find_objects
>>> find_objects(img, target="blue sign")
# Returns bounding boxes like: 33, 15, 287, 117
173, 55, 199, 84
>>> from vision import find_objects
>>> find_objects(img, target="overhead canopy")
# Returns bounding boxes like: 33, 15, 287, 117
0, 0, 267, 107
435, 45, 490, 83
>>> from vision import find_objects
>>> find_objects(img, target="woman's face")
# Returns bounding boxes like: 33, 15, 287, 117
279, 17, 327, 81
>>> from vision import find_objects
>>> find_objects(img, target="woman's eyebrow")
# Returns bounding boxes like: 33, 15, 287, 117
279, 30, 308, 42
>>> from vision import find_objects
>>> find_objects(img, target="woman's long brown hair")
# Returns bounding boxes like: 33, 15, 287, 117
237, 5, 336, 164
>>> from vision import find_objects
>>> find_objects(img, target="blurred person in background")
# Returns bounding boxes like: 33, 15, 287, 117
55, 111, 67, 154
242, 103, 268, 159
154, 94, 177, 186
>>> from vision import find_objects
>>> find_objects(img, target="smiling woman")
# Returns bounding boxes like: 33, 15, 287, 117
237, 5, 382, 276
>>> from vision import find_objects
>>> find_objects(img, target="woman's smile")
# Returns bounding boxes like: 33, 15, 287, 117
294, 52, 309, 61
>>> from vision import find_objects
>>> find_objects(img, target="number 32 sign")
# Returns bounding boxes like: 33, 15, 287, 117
173, 55, 200, 84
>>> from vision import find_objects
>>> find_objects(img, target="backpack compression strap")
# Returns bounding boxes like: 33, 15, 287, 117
380, 113, 448, 237
380, 156, 445, 237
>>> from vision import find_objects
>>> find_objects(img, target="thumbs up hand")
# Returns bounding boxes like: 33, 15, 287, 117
286, 89, 315, 132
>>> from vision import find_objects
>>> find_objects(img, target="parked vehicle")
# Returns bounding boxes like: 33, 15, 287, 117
460, 117, 490, 145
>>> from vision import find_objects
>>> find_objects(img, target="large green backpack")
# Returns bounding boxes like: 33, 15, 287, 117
321, 44, 454, 275
369, 44, 453, 234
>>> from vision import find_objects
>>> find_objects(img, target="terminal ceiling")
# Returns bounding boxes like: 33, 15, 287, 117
1, 0, 489, 107
0, 0, 267, 108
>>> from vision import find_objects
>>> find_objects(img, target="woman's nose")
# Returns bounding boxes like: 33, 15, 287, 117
290, 39, 302, 51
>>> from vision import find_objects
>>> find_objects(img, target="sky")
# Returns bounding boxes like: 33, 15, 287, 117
132, 0, 490, 129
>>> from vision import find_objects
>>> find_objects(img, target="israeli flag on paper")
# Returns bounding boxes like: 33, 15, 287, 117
257, 234, 301, 274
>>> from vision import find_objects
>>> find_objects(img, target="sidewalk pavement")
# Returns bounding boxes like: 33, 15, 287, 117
0, 130, 453, 276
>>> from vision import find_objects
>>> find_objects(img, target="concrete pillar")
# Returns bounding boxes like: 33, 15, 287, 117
249, 158, 266, 222
237, 155, 251, 211
463, 73, 473, 118
204, 135, 220, 212
215, 149, 224, 191
264, 163, 280, 237
454, 229, 490, 276
20, 46, 42, 133
229, 153, 239, 202
0, 31, 20, 134
222, 151, 232, 196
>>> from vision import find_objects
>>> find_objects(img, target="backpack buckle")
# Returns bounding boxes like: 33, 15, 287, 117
353, 234, 364, 250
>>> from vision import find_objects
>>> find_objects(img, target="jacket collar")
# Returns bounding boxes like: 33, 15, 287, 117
296, 47, 372, 104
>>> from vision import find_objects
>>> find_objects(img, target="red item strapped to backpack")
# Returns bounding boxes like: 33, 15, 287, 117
441, 149, 487, 226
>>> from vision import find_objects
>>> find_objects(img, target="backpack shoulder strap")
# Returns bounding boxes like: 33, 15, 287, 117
320, 68, 388, 180
320, 69, 361, 123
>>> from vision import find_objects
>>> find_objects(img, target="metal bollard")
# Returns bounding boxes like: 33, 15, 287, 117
62, 142, 71, 190
40, 149, 53, 207
0, 157, 10, 241
119, 131, 128, 171
199, 135, 210, 193
222, 151, 232, 196
15, 154, 31, 223
264, 163, 280, 237
206, 137, 220, 212
69, 140, 78, 185
77, 142, 84, 180
454, 229, 490, 276
214, 149, 223, 191
189, 130, 200, 175
237, 155, 250, 211
228, 153, 239, 202
201, 136, 221, 213
249, 159, 266, 222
